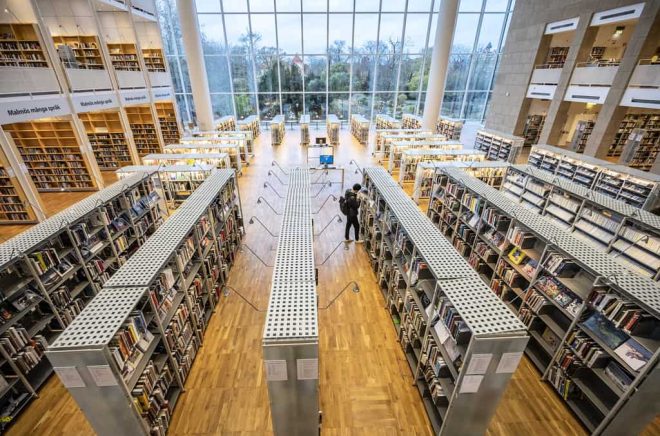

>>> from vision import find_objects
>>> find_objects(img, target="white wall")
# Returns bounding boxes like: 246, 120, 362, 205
36, 0, 98, 36
0, 0, 37, 23
558, 102, 600, 145
98, 10, 135, 43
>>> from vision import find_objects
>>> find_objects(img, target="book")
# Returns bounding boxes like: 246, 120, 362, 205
580, 312, 628, 350
614, 338, 652, 371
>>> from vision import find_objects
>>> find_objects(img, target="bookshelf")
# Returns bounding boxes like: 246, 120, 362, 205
141, 48, 166, 73
398, 149, 486, 185
299, 114, 310, 146
142, 153, 230, 170
375, 114, 401, 130
125, 106, 162, 157
402, 113, 423, 130
79, 111, 134, 170
435, 117, 463, 141
590, 46, 606, 61
117, 164, 215, 211
154, 102, 181, 146
189, 131, 253, 159
500, 165, 660, 280
270, 115, 285, 146
237, 115, 260, 138
528, 144, 660, 210
215, 115, 236, 132
569, 120, 595, 153
4, 120, 97, 192
263, 168, 318, 435
375, 129, 432, 155
175, 138, 244, 173
474, 129, 525, 163
327, 114, 340, 146
608, 113, 659, 157
620, 127, 660, 171
522, 115, 545, 148
0, 24, 48, 68
52, 35, 104, 70
427, 166, 660, 434
412, 162, 509, 204
546, 46, 569, 67
0, 172, 164, 430
107, 43, 141, 71
360, 166, 528, 435
379, 132, 445, 159
47, 170, 243, 436
387, 140, 462, 174
350, 114, 370, 145
0, 149, 38, 224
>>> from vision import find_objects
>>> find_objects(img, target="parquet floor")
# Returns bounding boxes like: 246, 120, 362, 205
3, 128, 658, 435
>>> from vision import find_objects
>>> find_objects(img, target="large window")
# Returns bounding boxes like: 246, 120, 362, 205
157, 0, 513, 122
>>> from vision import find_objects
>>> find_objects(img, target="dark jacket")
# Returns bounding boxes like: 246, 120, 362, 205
345, 190, 360, 218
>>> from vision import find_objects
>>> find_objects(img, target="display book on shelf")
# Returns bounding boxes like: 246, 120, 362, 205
412, 161, 509, 204
0, 148, 39, 223
398, 149, 486, 185
326, 114, 340, 145
299, 114, 310, 146
522, 115, 545, 148
79, 111, 134, 170
569, 120, 594, 153
528, 144, 660, 211
47, 170, 243, 436
270, 115, 286, 146
187, 131, 253, 160
474, 129, 525, 163
499, 164, 660, 281
607, 113, 658, 157
237, 115, 261, 138
350, 114, 370, 145
107, 43, 140, 71
435, 117, 463, 141
142, 48, 166, 73
378, 132, 444, 157
3, 119, 98, 192
374, 129, 432, 154
375, 114, 401, 130
427, 166, 660, 434
0, 171, 164, 431
262, 168, 318, 435
52, 35, 104, 70
0, 23, 48, 68
386, 140, 459, 174
402, 113, 423, 130
166, 141, 242, 174
359, 166, 528, 435
619, 127, 660, 171
142, 153, 230, 171
117, 164, 216, 210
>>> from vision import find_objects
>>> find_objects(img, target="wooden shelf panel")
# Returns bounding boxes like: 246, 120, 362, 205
79, 111, 134, 170
53, 35, 105, 70
155, 102, 180, 146
125, 106, 162, 156
107, 42, 140, 72
0, 24, 48, 68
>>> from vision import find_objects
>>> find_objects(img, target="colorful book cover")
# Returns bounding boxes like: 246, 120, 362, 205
614, 338, 652, 371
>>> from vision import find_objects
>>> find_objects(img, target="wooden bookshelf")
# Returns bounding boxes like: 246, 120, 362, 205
4, 120, 97, 192
608, 113, 660, 157
546, 46, 569, 67
142, 48, 166, 73
154, 102, 180, 146
52, 35, 105, 70
106, 43, 140, 71
0, 148, 37, 223
522, 114, 545, 148
620, 127, 660, 171
79, 111, 134, 170
125, 106, 162, 157
0, 23, 48, 68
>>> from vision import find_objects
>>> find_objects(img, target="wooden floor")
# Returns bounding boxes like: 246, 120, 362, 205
2, 130, 658, 435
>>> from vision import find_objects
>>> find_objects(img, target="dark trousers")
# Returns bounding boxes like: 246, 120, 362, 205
345, 215, 360, 240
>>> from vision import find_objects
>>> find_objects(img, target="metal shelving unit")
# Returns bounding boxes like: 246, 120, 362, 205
427, 166, 660, 435
326, 114, 340, 146
402, 113, 423, 130
474, 129, 524, 163
387, 141, 462, 174
300, 114, 310, 146
179, 134, 249, 167
375, 114, 401, 131
377, 131, 443, 158
0, 172, 165, 430
350, 114, 370, 145
263, 168, 318, 435
398, 149, 486, 185
189, 130, 254, 159
435, 117, 463, 141
360, 167, 528, 435
166, 141, 242, 174
142, 152, 230, 170
270, 115, 286, 146
237, 115, 261, 138
47, 170, 243, 436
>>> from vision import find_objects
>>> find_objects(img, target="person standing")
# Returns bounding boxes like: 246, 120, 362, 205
341, 183, 362, 243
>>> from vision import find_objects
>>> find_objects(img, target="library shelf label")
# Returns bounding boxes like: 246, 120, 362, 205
71, 92, 119, 113
87, 365, 117, 386
460, 375, 484, 393
296, 358, 319, 380
53, 366, 85, 388
119, 89, 150, 106
0, 95, 70, 124
151, 87, 173, 101
496, 352, 524, 373
265, 360, 288, 381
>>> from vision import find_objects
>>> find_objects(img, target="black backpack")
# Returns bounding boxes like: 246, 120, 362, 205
339, 196, 348, 215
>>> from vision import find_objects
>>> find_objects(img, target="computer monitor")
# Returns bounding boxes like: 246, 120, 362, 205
315, 137, 326, 145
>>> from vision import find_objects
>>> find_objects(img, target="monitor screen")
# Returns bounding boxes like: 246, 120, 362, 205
316, 137, 326, 145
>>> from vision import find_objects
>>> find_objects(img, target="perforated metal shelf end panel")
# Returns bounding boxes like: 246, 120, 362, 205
50, 287, 148, 350
264, 281, 318, 343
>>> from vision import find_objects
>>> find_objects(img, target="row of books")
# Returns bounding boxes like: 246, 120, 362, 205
59, 298, 86, 327
534, 275, 582, 317
110, 312, 153, 379
588, 290, 651, 335
437, 296, 470, 345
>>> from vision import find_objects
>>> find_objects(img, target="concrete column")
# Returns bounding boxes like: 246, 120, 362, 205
176, 0, 214, 130
422, 0, 459, 131
584, 3, 660, 159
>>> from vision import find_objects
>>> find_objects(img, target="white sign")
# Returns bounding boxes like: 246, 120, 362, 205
120, 89, 150, 106
54, 366, 85, 388
71, 92, 119, 113
87, 365, 118, 387
459, 375, 483, 394
466, 353, 493, 375
496, 352, 524, 374
151, 87, 173, 101
265, 360, 288, 381
0, 95, 70, 124
296, 358, 319, 380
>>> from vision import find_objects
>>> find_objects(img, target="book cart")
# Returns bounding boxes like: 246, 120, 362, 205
427, 166, 660, 434
387, 141, 462, 174
262, 168, 318, 435
300, 114, 310, 146
170, 140, 243, 174
398, 149, 486, 185
270, 115, 285, 146
47, 170, 244, 436
350, 114, 369, 145
0, 172, 165, 430
360, 166, 528, 434
500, 165, 660, 281
435, 117, 463, 141
528, 144, 660, 210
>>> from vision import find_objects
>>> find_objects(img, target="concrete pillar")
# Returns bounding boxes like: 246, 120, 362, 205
584, 3, 660, 159
422, 0, 459, 131
176, 0, 214, 130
